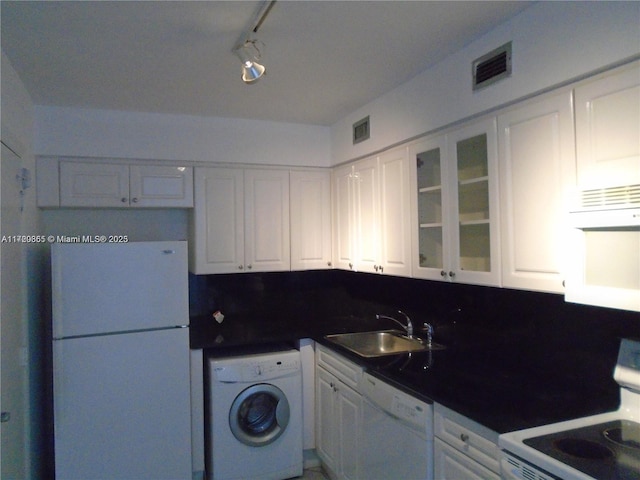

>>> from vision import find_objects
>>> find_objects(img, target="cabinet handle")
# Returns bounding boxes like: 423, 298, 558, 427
238, 265, 244, 270
374, 265, 379, 272
349, 263, 353, 270
379, 266, 384, 273
441, 271, 447, 277
460, 433, 469, 442
131, 197, 138, 203
449, 271, 456, 278
247, 264, 252, 270
327, 261, 332, 267
121, 197, 128, 203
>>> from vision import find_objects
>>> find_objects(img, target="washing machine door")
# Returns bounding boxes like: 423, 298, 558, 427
229, 383, 290, 447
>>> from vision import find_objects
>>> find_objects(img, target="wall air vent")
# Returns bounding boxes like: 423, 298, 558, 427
473, 42, 512, 91
577, 184, 640, 211
353, 116, 370, 145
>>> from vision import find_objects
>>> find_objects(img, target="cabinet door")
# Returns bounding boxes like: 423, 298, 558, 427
290, 170, 332, 270
244, 169, 290, 272
337, 382, 361, 480
410, 135, 450, 280
498, 91, 575, 293
189, 167, 244, 274
435, 439, 500, 480
353, 156, 380, 273
129, 165, 193, 207
315, 368, 339, 476
378, 146, 412, 277
575, 60, 640, 189
332, 164, 356, 270
447, 117, 501, 286
60, 161, 129, 207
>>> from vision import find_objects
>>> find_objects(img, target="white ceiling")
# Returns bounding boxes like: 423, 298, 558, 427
1, 1, 532, 126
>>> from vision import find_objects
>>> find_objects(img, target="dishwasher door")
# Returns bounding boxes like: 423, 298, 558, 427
360, 373, 434, 480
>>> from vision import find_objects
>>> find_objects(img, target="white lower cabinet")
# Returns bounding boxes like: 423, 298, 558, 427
434, 403, 500, 480
435, 439, 499, 480
315, 345, 362, 480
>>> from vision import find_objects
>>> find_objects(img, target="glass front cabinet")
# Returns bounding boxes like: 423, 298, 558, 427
410, 117, 500, 286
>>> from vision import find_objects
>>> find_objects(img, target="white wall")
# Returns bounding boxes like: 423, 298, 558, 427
34, 106, 332, 167
1, 49, 42, 480
34, 2, 640, 168
330, 1, 640, 164
33, 107, 332, 245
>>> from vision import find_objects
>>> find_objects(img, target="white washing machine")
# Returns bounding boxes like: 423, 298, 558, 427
205, 346, 303, 480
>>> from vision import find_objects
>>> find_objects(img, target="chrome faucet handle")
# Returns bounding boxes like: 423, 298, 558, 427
397, 310, 413, 336
421, 322, 434, 346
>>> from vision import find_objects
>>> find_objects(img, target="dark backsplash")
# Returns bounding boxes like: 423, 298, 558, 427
190, 269, 639, 391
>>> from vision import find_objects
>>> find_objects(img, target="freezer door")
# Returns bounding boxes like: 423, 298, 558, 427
53, 328, 192, 480
52, 241, 188, 337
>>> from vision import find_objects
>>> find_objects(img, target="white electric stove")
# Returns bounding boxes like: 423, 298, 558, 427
499, 338, 640, 480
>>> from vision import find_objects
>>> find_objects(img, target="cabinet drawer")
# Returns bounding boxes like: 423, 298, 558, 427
435, 438, 500, 480
316, 344, 362, 391
434, 404, 500, 474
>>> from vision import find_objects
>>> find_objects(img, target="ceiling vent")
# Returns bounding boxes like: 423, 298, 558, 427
473, 42, 512, 91
353, 116, 370, 145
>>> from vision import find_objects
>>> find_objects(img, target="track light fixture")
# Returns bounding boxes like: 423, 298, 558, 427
233, 0, 276, 85
234, 39, 266, 84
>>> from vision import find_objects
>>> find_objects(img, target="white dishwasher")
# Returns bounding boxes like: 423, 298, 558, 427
360, 372, 434, 480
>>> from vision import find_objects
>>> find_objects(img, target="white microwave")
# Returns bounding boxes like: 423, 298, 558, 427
565, 185, 640, 312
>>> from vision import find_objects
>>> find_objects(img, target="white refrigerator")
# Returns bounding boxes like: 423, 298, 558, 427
51, 241, 192, 480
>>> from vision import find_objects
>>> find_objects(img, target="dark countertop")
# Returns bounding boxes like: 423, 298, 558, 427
190, 313, 621, 435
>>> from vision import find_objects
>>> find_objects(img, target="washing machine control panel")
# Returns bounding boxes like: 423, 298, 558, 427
213, 356, 300, 383
245, 359, 300, 381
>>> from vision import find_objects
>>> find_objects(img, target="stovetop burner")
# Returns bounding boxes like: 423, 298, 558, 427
603, 422, 640, 451
524, 420, 640, 480
552, 438, 614, 460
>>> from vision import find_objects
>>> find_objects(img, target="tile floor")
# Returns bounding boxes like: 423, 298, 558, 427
295, 466, 330, 479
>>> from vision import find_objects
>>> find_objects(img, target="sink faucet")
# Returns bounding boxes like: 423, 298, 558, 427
421, 322, 434, 348
376, 310, 413, 337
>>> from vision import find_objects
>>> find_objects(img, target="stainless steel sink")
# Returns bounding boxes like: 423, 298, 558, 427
324, 330, 445, 358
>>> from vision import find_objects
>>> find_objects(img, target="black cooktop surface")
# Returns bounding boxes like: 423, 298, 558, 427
523, 420, 640, 480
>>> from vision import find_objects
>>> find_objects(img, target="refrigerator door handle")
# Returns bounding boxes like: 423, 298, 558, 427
53, 324, 189, 341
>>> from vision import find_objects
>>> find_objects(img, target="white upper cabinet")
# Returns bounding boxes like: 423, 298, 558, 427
574, 60, 640, 189
60, 161, 128, 207
332, 147, 411, 276
410, 134, 450, 281
290, 170, 332, 270
332, 163, 356, 271
410, 119, 500, 286
190, 167, 245, 274
448, 117, 500, 286
244, 169, 290, 272
377, 146, 412, 277
54, 160, 193, 208
497, 91, 576, 293
352, 155, 380, 274
129, 165, 193, 207
189, 167, 290, 274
